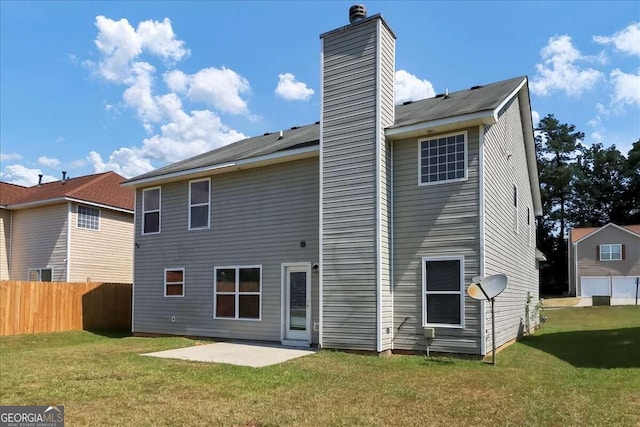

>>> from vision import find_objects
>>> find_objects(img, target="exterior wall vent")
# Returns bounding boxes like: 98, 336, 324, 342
349, 4, 367, 24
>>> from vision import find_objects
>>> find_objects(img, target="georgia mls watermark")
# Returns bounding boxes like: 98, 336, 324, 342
0, 406, 64, 427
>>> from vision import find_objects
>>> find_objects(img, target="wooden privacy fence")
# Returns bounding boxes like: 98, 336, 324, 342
0, 281, 132, 336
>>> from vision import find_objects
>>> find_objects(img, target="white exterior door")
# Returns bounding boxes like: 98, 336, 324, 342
282, 263, 311, 345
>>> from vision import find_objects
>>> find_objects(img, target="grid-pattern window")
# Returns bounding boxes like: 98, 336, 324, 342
420, 133, 466, 184
143, 187, 161, 234
422, 257, 464, 327
599, 244, 622, 261
189, 179, 210, 230
28, 268, 52, 282
77, 205, 100, 230
164, 268, 184, 297
214, 266, 261, 320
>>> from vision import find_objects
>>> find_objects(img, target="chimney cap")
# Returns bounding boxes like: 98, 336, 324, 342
349, 4, 367, 24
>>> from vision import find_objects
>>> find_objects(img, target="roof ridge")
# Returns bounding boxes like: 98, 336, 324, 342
65, 171, 111, 197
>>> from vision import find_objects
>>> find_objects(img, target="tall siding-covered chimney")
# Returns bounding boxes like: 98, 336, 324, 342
320, 6, 395, 352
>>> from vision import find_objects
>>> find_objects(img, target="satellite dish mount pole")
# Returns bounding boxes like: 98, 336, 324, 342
490, 296, 496, 366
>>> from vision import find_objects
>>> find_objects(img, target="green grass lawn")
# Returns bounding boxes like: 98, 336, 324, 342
1, 307, 639, 426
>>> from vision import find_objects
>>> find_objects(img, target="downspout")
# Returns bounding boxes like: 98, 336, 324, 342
66, 202, 72, 281
318, 38, 325, 350
8, 210, 13, 279
375, 18, 383, 353
478, 125, 487, 356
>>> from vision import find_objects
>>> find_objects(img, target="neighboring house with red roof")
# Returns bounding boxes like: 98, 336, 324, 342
568, 223, 640, 297
0, 171, 134, 283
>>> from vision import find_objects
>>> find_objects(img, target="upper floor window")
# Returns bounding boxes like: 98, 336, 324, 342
422, 256, 464, 328
419, 132, 467, 185
77, 205, 100, 230
599, 244, 622, 261
143, 187, 161, 234
189, 179, 210, 230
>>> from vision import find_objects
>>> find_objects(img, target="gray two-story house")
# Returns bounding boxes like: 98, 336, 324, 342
124, 6, 542, 356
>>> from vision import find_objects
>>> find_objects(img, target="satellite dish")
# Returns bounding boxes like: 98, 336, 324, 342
467, 274, 508, 366
468, 274, 508, 301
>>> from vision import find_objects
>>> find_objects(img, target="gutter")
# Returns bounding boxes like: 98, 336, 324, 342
7, 197, 133, 214
122, 145, 319, 188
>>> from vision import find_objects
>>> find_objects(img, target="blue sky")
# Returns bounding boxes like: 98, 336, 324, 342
1, 1, 638, 186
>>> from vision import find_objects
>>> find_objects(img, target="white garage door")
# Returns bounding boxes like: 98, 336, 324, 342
580, 277, 610, 297
612, 276, 639, 298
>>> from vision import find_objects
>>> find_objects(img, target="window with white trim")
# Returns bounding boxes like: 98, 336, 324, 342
419, 132, 467, 185
214, 266, 261, 320
77, 205, 100, 230
142, 187, 161, 234
422, 256, 464, 327
599, 244, 622, 261
527, 207, 532, 246
189, 178, 210, 230
164, 268, 184, 297
28, 268, 52, 282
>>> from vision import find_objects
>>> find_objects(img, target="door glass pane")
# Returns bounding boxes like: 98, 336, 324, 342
41, 269, 52, 282
289, 271, 306, 331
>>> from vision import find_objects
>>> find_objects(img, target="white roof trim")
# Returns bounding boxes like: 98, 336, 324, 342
572, 222, 640, 245
385, 110, 495, 140
5, 196, 133, 214
123, 145, 319, 188
494, 78, 527, 121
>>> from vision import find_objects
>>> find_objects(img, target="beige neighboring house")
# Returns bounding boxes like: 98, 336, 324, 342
0, 171, 135, 283
568, 223, 640, 297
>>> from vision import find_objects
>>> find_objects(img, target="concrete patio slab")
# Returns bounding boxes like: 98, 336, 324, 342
141, 341, 316, 367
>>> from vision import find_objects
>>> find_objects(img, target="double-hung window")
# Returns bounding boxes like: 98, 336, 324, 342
77, 205, 100, 230
599, 244, 622, 261
419, 132, 467, 185
214, 266, 261, 320
142, 187, 161, 234
189, 179, 210, 230
513, 185, 519, 233
164, 268, 185, 297
422, 256, 464, 327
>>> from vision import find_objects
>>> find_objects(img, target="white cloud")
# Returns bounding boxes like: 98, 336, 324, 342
275, 73, 314, 101
530, 35, 603, 97
531, 110, 540, 127
593, 23, 640, 57
590, 131, 604, 144
184, 67, 251, 114
69, 159, 87, 169
164, 69, 189, 93
610, 69, 640, 107
88, 148, 154, 178
0, 153, 23, 162
0, 164, 57, 186
395, 70, 435, 104
38, 156, 61, 168
90, 16, 189, 84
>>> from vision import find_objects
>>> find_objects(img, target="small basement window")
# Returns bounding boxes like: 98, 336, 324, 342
28, 268, 53, 282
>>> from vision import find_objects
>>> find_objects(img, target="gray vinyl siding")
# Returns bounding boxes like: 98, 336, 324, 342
392, 127, 482, 354
575, 227, 640, 293
321, 17, 393, 351
10, 204, 68, 281
133, 157, 319, 343
483, 97, 540, 349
